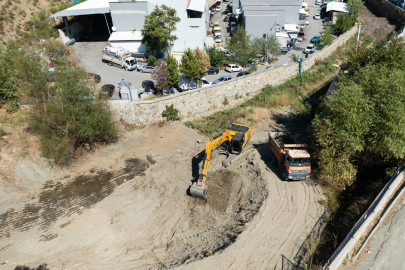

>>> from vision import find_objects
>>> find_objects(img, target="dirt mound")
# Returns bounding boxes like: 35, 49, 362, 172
157, 151, 268, 268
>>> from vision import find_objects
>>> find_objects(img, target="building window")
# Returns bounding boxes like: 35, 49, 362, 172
187, 10, 203, 18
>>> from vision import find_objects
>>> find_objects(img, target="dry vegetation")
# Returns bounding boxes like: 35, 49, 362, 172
0, 0, 68, 44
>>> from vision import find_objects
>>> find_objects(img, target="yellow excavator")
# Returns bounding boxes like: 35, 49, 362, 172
190, 123, 252, 199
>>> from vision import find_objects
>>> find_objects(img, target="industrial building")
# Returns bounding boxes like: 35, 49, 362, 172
50, 0, 210, 60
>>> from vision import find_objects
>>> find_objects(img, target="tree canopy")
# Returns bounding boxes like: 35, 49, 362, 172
225, 26, 256, 66
180, 49, 201, 88
166, 53, 181, 88
311, 36, 405, 191
141, 5, 180, 54
194, 47, 210, 78
205, 46, 225, 67
251, 34, 281, 60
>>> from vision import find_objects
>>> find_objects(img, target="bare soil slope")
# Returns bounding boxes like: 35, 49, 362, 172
0, 0, 66, 44
0, 121, 324, 270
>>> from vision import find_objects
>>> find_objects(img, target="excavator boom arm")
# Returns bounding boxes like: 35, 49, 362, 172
199, 132, 233, 182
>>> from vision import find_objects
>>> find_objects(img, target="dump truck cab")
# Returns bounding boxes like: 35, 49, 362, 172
269, 132, 311, 181
283, 149, 311, 180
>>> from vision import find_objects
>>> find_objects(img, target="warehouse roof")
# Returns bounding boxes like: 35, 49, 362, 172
49, 0, 119, 18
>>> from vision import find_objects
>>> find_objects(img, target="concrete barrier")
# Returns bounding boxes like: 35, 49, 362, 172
326, 165, 405, 269
110, 25, 358, 125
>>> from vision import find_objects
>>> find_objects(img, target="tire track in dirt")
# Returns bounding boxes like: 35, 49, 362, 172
175, 147, 325, 270
0, 157, 149, 240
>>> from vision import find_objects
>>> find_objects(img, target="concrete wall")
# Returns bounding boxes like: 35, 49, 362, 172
327, 166, 405, 270
110, 24, 358, 125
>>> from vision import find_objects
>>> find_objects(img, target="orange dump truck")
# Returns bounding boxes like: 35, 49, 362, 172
269, 132, 311, 180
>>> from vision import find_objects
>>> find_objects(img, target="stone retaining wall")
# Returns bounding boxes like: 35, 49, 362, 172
110, 25, 358, 125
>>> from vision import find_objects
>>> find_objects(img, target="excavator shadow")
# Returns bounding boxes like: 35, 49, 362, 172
187, 148, 230, 197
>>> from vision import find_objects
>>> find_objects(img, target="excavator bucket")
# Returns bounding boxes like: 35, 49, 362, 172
189, 183, 207, 199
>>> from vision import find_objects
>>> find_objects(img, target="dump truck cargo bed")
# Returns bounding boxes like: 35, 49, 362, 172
268, 132, 311, 181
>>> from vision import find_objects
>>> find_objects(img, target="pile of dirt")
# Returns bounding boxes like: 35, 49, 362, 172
160, 150, 268, 268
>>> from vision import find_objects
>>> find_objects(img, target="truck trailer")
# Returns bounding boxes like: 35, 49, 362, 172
268, 132, 311, 180
102, 46, 137, 71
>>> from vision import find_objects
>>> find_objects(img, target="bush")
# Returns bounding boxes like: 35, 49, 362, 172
148, 55, 157, 66
162, 104, 180, 121
15, 47, 118, 165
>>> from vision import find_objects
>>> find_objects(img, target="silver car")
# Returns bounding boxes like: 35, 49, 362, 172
213, 75, 233, 84
139, 66, 155, 73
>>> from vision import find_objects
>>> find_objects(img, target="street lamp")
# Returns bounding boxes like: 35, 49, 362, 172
262, 34, 268, 62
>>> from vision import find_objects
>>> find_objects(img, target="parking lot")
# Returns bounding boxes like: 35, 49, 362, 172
209, 0, 326, 67
72, 0, 327, 98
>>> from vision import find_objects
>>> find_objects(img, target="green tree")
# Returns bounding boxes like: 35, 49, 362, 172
180, 48, 200, 89
251, 34, 281, 61
205, 46, 225, 67
194, 47, 210, 78
266, 34, 282, 60
311, 36, 405, 191
14, 46, 117, 165
0, 45, 17, 111
225, 26, 256, 66
166, 53, 181, 88
347, 0, 363, 16
318, 27, 333, 49
141, 5, 180, 55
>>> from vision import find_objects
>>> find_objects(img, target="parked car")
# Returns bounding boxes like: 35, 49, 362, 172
139, 66, 155, 73
311, 35, 320, 43
163, 87, 175, 95
306, 19, 309, 25
215, 39, 223, 47
213, 75, 233, 84
231, 22, 237, 32
214, 5, 222, 11
314, 14, 321, 20
315, 0, 322, 4
320, 3, 327, 9
225, 64, 243, 73
178, 76, 211, 91
304, 8, 310, 13
88, 73, 101, 83
213, 21, 220, 28
302, 44, 315, 54
207, 66, 219, 75
136, 62, 148, 71
142, 80, 156, 94
100, 84, 115, 98
237, 71, 250, 77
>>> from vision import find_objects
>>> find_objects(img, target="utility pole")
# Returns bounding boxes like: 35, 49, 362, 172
356, 23, 361, 51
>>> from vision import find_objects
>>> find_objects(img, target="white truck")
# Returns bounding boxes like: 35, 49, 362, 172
102, 46, 137, 71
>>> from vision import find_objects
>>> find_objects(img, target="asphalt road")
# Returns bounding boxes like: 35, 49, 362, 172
345, 193, 405, 270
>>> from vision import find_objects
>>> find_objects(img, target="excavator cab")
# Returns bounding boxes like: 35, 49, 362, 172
231, 133, 244, 154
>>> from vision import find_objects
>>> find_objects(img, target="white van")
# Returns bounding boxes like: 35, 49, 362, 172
178, 76, 211, 91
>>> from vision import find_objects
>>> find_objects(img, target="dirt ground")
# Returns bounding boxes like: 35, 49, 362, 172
0, 115, 325, 269
358, 4, 396, 41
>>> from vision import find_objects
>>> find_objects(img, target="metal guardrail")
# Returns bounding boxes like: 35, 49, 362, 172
325, 164, 404, 267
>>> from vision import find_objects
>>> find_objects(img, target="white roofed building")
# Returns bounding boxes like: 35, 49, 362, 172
50, 0, 210, 60
326, 2, 349, 24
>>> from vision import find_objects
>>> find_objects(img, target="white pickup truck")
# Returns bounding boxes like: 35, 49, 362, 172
102, 46, 137, 71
